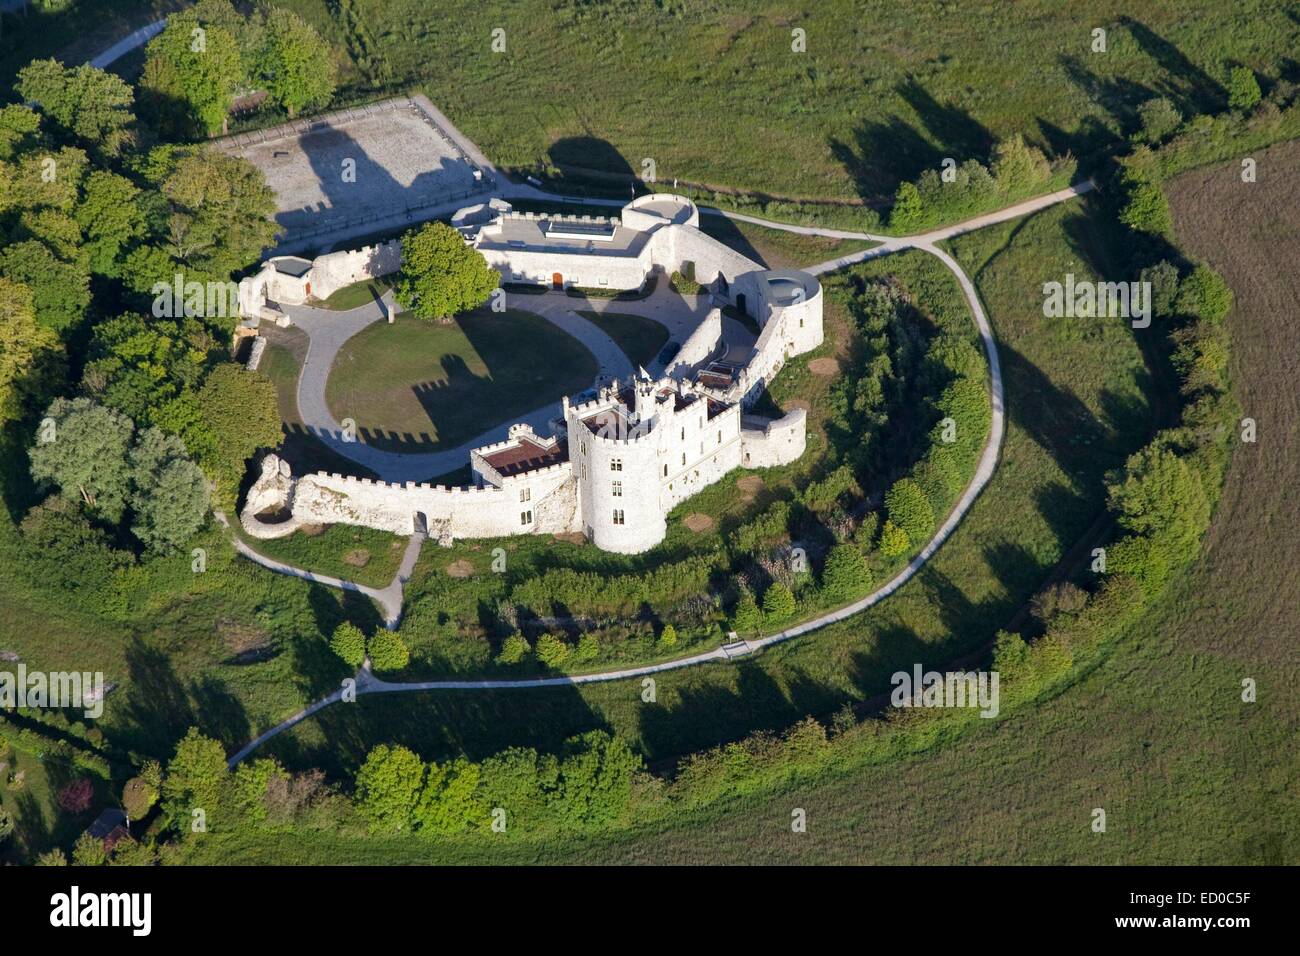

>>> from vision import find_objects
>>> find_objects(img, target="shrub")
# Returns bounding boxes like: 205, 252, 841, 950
730, 587, 761, 633
535, 633, 571, 669
574, 633, 599, 662
885, 478, 935, 543
1136, 97, 1182, 143
496, 634, 530, 665
1227, 66, 1261, 111
71, 831, 107, 865
122, 775, 159, 820
821, 543, 872, 600
57, 778, 94, 814
367, 631, 410, 672
879, 519, 911, 557
1176, 264, 1234, 323
761, 582, 797, 622
330, 622, 367, 667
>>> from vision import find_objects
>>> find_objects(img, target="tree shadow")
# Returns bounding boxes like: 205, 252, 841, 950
1119, 17, 1227, 114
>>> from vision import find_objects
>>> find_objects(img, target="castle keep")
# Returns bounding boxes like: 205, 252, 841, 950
241, 195, 823, 554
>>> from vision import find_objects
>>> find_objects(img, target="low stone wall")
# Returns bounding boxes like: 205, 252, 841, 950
740, 409, 807, 468
309, 240, 401, 300
666, 308, 723, 374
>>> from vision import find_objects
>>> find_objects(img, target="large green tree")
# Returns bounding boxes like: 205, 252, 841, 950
355, 744, 425, 833
16, 60, 135, 157
29, 396, 135, 522
128, 427, 210, 555
191, 364, 282, 502
0, 240, 91, 333
259, 9, 337, 118
161, 150, 278, 280
141, 11, 243, 137
394, 221, 499, 321
162, 728, 230, 833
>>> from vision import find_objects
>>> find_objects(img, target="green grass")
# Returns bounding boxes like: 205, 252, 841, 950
235, 524, 407, 590
310, 276, 396, 311
698, 214, 877, 269
574, 310, 669, 368
266, 0, 1299, 206
324, 308, 598, 453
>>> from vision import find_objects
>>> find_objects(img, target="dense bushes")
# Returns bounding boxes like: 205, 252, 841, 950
888, 135, 1069, 233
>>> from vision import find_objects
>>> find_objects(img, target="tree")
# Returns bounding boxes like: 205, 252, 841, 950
552, 731, 642, 828
0, 807, 12, 845
57, 778, 95, 814
821, 543, 872, 599
161, 727, 229, 832
761, 581, 797, 622
354, 744, 424, 833
889, 180, 924, 232
1227, 66, 1262, 111
1107, 445, 1211, 552
35, 848, 68, 866
535, 633, 570, 668
885, 477, 935, 543
990, 134, 1051, 194
0, 239, 91, 333
29, 397, 135, 523
879, 519, 911, 557
82, 314, 212, 429
161, 150, 278, 280
71, 831, 108, 866
122, 773, 160, 821
127, 427, 210, 554
192, 365, 282, 501
0, 277, 63, 423
1136, 97, 1181, 144
496, 633, 530, 664
141, 12, 243, 136
730, 587, 761, 633
574, 632, 599, 661
1140, 259, 1181, 318
394, 221, 499, 321
1118, 170, 1172, 236
74, 171, 146, 276
259, 9, 337, 118
330, 622, 367, 667
367, 631, 410, 672
232, 757, 286, 823
657, 624, 677, 649
414, 758, 483, 833
1176, 264, 1234, 323
16, 60, 135, 156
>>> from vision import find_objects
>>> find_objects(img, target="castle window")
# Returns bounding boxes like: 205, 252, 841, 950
520, 511, 532, 525
663, 464, 668, 477
612, 509, 625, 525
612, 481, 622, 497
519, 487, 531, 503
681, 453, 686, 466
717, 430, 722, 444
611, 458, 622, 472
599, 277, 609, 287
680, 427, 685, 440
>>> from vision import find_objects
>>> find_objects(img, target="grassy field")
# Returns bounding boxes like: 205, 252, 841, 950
267, 0, 1299, 205
324, 309, 598, 453
256, 195, 1155, 776
574, 309, 669, 368
235, 523, 407, 590
182, 146, 1300, 865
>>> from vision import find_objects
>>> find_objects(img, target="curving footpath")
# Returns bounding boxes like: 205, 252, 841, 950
225, 180, 1094, 765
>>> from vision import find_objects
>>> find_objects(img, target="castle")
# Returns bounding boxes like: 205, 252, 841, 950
241, 194, 824, 555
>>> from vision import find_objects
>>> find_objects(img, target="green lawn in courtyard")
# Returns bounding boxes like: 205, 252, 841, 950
325, 308, 599, 453
574, 310, 669, 368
